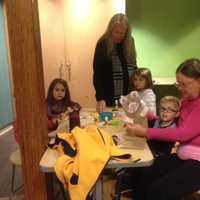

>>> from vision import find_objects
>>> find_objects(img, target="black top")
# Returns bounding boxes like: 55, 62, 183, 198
93, 38, 137, 106
148, 119, 175, 158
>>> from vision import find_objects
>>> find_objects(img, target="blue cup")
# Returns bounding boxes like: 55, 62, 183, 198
99, 112, 113, 121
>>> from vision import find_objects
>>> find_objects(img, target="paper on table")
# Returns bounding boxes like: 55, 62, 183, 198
80, 111, 96, 127
113, 132, 146, 150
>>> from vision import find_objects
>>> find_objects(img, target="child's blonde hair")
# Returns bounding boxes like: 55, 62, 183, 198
159, 96, 180, 110
131, 68, 153, 89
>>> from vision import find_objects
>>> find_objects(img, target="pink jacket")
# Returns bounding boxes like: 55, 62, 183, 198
147, 97, 200, 161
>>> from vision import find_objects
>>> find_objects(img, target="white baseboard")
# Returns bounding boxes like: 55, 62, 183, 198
153, 77, 176, 85
0, 125, 13, 136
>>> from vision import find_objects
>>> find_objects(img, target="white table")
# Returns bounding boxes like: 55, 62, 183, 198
40, 143, 154, 200
40, 108, 154, 200
40, 143, 153, 172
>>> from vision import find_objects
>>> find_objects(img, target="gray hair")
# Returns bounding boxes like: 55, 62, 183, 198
176, 58, 200, 79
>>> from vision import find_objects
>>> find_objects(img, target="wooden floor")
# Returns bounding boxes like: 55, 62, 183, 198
0, 195, 24, 200
0, 128, 66, 200
0, 129, 23, 198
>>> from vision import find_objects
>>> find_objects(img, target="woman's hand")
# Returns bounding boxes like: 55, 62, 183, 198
125, 123, 148, 138
96, 100, 106, 113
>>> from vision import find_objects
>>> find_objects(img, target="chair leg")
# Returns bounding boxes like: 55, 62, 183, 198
10, 163, 24, 198
113, 173, 124, 200
11, 164, 16, 194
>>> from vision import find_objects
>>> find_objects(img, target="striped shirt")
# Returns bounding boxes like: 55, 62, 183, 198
112, 47, 123, 101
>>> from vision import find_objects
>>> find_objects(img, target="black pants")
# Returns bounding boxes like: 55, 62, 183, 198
132, 154, 200, 200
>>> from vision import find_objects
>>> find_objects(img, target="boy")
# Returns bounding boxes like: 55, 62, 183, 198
148, 95, 180, 157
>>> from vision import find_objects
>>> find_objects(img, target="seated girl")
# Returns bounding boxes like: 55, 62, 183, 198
47, 78, 81, 132
130, 67, 156, 114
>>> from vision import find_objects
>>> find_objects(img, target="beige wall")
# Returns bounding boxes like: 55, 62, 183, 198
38, 0, 65, 91
38, 0, 125, 107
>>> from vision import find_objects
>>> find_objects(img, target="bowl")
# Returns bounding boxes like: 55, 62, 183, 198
99, 112, 113, 121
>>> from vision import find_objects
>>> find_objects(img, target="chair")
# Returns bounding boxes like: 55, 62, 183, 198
9, 149, 68, 200
112, 168, 134, 200
9, 148, 23, 197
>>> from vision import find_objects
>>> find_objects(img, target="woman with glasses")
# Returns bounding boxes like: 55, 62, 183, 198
125, 58, 200, 200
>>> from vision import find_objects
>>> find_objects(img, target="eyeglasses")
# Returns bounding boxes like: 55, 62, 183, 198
174, 80, 196, 89
159, 107, 178, 113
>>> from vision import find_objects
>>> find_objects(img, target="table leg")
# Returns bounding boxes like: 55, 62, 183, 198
94, 176, 103, 200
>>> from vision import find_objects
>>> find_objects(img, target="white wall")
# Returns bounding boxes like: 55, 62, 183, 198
38, 0, 125, 107
38, 0, 65, 92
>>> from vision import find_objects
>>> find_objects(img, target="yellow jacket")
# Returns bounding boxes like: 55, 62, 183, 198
54, 125, 131, 200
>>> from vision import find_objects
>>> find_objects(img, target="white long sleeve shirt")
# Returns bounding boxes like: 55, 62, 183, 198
138, 89, 156, 114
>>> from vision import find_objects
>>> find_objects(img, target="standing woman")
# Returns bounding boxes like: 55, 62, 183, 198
126, 58, 200, 200
93, 13, 137, 112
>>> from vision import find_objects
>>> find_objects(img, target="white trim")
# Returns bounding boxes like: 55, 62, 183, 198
0, 125, 13, 136
153, 77, 176, 85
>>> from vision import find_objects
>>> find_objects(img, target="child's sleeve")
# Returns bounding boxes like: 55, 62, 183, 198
142, 89, 157, 114
47, 115, 58, 132
46, 102, 58, 132
146, 112, 158, 121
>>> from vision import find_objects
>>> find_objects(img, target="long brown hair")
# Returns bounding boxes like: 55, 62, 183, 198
47, 78, 72, 106
99, 13, 136, 64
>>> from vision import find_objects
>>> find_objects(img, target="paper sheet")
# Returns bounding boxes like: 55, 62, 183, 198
113, 132, 146, 150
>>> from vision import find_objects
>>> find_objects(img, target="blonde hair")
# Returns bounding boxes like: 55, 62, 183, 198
131, 68, 154, 89
160, 96, 180, 110
100, 13, 136, 64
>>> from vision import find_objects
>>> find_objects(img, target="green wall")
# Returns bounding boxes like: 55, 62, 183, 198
127, 0, 200, 77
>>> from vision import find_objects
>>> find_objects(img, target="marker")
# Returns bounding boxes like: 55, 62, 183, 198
133, 158, 141, 163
